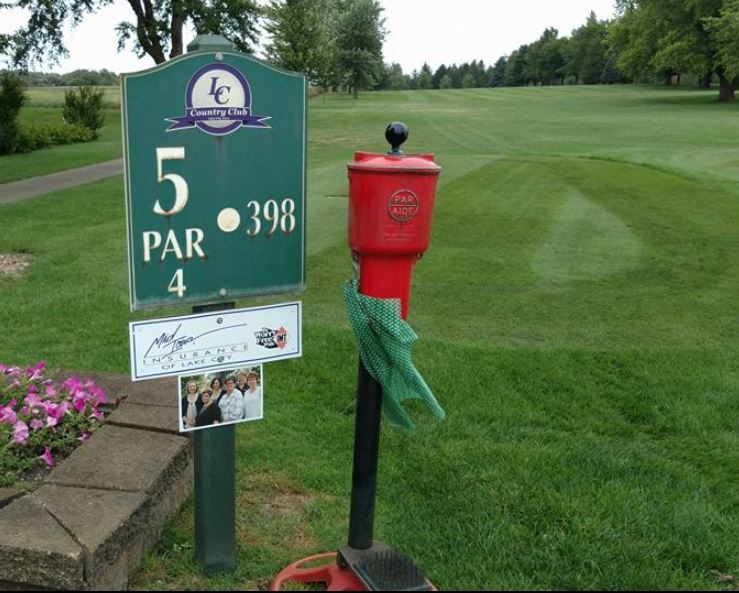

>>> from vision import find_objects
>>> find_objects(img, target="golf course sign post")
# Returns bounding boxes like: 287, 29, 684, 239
121, 34, 306, 575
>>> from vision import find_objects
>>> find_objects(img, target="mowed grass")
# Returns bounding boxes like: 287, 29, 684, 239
0, 86, 120, 184
1, 86, 738, 590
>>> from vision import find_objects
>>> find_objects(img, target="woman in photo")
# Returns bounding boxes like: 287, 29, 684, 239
210, 376, 226, 404
218, 376, 245, 423
242, 370, 262, 420
236, 371, 249, 395
180, 380, 202, 430
195, 388, 222, 427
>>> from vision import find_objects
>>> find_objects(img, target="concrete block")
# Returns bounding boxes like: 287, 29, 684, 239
0, 496, 83, 590
119, 376, 179, 408
46, 424, 191, 495
0, 488, 21, 509
107, 402, 180, 434
31, 485, 148, 590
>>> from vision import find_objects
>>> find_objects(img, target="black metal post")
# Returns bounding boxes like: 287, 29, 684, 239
347, 359, 384, 550
193, 302, 236, 574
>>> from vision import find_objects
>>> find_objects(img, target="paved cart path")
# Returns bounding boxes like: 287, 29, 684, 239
0, 159, 123, 205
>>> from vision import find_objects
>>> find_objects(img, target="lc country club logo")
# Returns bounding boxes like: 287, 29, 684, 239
388, 189, 420, 223
166, 63, 271, 136
255, 327, 289, 350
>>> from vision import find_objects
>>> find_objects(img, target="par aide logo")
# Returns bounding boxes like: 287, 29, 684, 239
166, 63, 271, 136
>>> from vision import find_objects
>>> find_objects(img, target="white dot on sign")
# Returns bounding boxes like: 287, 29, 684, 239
218, 208, 241, 232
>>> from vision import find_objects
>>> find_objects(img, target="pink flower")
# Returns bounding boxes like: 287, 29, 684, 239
26, 361, 46, 381
45, 415, 59, 428
47, 402, 69, 420
39, 447, 54, 467
57, 401, 70, 416
24, 393, 42, 407
73, 397, 87, 413
78, 432, 90, 443
88, 384, 107, 405
0, 405, 17, 425
63, 376, 83, 393
44, 384, 57, 398
89, 408, 103, 421
12, 421, 29, 445
30, 419, 44, 431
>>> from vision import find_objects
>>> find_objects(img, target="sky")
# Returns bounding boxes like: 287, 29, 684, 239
0, 1, 616, 75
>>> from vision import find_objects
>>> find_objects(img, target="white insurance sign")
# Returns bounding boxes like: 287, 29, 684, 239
129, 302, 301, 381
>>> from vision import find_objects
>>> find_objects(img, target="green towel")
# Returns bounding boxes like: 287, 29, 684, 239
343, 279, 445, 430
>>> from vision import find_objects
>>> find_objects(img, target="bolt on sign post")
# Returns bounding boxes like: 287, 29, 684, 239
121, 34, 306, 575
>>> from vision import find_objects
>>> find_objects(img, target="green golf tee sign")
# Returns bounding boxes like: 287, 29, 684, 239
122, 38, 306, 310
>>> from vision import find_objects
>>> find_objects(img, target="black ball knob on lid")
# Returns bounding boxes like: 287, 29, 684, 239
385, 121, 409, 154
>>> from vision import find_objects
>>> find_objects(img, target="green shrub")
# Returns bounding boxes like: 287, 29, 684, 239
0, 72, 27, 155
17, 121, 95, 153
63, 85, 105, 138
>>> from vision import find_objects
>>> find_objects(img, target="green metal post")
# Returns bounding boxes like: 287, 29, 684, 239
185, 35, 239, 576
194, 424, 236, 573
193, 299, 236, 573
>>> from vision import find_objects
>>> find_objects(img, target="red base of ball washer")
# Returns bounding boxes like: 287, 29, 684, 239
269, 552, 367, 591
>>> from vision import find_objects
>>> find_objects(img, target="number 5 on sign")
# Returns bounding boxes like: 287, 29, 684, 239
153, 147, 188, 216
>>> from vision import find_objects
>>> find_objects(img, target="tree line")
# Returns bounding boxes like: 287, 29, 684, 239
267, 0, 739, 101
383, 2, 739, 102
380, 14, 613, 92
11, 69, 119, 87
3, 1, 739, 101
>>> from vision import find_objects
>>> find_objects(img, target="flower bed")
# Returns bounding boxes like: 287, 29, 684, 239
0, 362, 106, 488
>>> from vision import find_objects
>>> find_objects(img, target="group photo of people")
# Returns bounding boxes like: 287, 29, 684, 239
179, 366, 263, 432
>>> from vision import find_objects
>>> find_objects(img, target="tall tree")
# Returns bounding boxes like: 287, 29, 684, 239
490, 56, 507, 87
417, 62, 433, 89
432, 64, 448, 89
471, 59, 487, 87
600, 49, 624, 83
568, 12, 609, 84
610, 0, 734, 100
1, 0, 260, 68
505, 49, 527, 86
383, 62, 406, 90
535, 28, 566, 84
705, 0, 739, 100
334, 0, 385, 98
263, 0, 330, 84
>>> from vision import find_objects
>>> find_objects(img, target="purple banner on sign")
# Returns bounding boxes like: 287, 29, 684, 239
166, 107, 271, 131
